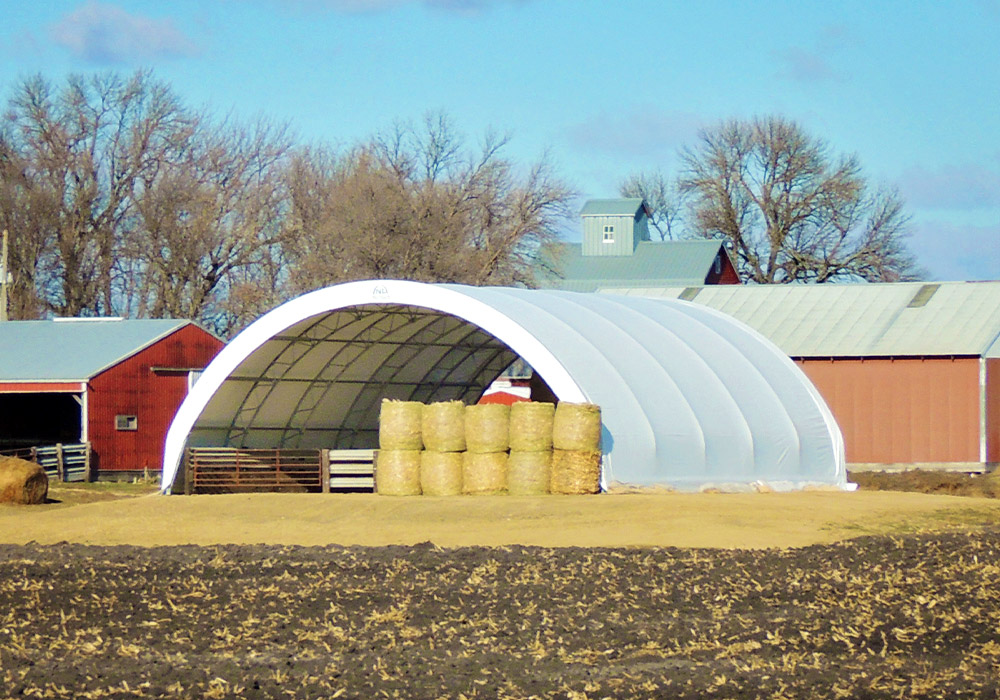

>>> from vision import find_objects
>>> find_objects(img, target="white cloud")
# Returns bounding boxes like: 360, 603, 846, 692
279, 0, 527, 14
899, 163, 1000, 210
567, 108, 705, 160
908, 220, 1000, 281
50, 2, 197, 64
774, 23, 856, 84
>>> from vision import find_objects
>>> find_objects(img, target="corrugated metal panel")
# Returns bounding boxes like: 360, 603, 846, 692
988, 359, 1000, 462
88, 324, 223, 471
798, 358, 981, 463
0, 319, 193, 380
582, 215, 634, 256
541, 241, 726, 292
605, 281, 1000, 357
580, 198, 644, 217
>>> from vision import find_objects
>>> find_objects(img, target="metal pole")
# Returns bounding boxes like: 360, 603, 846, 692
0, 229, 9, 322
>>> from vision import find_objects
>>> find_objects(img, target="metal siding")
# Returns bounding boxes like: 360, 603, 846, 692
582, 216, 599, 256
634, 213, 649, 244
611, 281, 1000, 358
797, 357, 981, 464
586, 215, 633, 256
88, 324, 223, 471
988, 359, 1000, 463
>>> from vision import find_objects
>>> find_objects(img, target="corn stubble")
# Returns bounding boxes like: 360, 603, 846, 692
2, 531, 1000, 698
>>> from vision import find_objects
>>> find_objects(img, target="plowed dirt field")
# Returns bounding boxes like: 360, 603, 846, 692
3, 482, 1000, 697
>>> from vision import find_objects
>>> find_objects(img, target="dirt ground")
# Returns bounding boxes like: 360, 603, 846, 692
4, 486, 1000, 548
3, 475, 1000, 697
3, 532, 1000, 699
851, 468, 1000, 498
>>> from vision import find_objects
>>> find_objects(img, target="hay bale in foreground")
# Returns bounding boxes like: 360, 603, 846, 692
463, 451, 507, 495
420, 451, 463, 496
422, 401, 466, 452
0, 456, 48, 505
509, 401, 554, 452
379, 399, 423, 450
507, 450, 551, 495
552, 402, 601, 451
550, 449, 601, 495
375, 450, 421, 496
465, 404, 510, 453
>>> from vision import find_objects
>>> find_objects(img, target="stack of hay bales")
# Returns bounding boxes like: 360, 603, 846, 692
376, 399, 423, 495
375, 398, 602, 496
420, 401, 465, 495
463, 404, 509, 494
551, 402, 602, 494
507, 402, 554, 495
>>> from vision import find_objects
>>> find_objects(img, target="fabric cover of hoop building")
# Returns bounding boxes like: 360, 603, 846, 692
161, 280, 847, 493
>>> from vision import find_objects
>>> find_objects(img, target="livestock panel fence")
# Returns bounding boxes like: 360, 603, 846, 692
184, 447, 375, 494
0, 443, 91, 482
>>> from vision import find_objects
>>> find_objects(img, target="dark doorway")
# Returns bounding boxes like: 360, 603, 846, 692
0, 393, 82, 449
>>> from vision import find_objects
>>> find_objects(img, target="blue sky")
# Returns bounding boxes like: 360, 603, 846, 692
2, 0, 998, 281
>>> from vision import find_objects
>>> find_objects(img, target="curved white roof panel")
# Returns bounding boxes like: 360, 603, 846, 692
161, 280, 847, 493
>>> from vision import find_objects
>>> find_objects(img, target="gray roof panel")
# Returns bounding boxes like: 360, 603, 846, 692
604, 281, 1000, 357
579, 198, 646, 217
541, 240, 728, 292
0, 319, 190, 380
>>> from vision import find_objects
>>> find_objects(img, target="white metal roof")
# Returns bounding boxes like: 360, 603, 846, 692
161, 280, 847, 493
605, 281, 1000, 358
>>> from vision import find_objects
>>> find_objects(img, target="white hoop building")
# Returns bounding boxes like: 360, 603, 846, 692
161, 280, 847, 493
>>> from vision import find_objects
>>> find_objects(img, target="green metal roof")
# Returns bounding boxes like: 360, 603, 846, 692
579, 198, 646, 217
0, 318, 191, 381
603, 282, 1000, 358
539, 240, 729, 292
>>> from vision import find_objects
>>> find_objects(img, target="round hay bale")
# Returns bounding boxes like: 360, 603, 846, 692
375, 449, 421, 496
379, 399, 423, 450
465, 404, 510, 453
420, 451, 463, 496
421, 401, 466, 452
462, 451, 507, 495
552, 402, 601, 451
507, 450, 551, 495
509, 401, 554, 452
0, 456, 49, 505
550, 449, 602, 495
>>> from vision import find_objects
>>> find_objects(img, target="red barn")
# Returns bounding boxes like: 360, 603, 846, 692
0, 318, 223, 476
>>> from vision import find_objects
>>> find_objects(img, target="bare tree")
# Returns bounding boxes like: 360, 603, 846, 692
618, 169, 688, 241
131, 116, 292, 335
679, 116, 921, 283
0, 71, 196, 316
283, 114, 574, 293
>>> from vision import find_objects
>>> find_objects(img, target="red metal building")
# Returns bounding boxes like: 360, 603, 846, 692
0, 319, 223, 475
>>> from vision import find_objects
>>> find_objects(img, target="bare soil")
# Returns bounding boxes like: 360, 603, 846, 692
850, 469, 1000, 498
2, 532, 1000, 699
2, 478, 1000, 697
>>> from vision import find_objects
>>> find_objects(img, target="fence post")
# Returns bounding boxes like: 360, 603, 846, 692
30, 446, 37, 465
320, 449, 330, 493
184, 448, 194, 495
84, 442, 93, 482
55, 443, 65, 482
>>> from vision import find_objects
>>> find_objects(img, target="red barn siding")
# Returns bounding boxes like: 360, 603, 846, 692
705, 253, 741, 285
88, 325, 223, 472
988, 359, 1000, 464
796, 357, 981, 465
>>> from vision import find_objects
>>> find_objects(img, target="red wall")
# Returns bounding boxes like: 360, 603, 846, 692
988, 359, 1000, 464
796, 357, 982, 464
88, 325, 223, 472
705, 252, 741, 285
